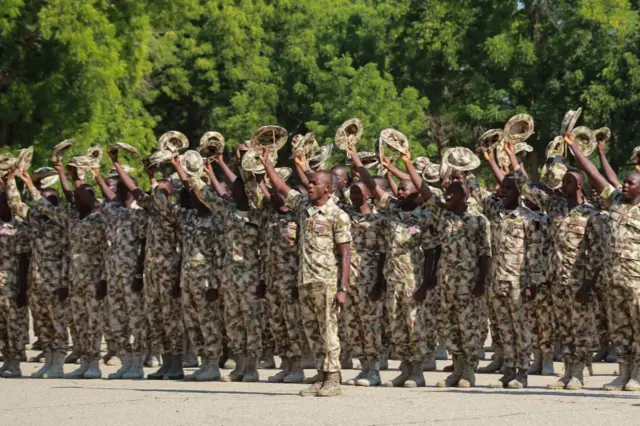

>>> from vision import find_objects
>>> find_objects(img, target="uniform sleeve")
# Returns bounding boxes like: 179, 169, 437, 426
5, 177, 30, 221
476, 215, 492, 257
136, 192, 152, 211
376, 215, 386, 254
284, 189, 305, 213
190, 177, 226, 215
584, 214, 605, 282
421, 214, 437, 251
515, 168, 550, 212
600, 185, 622, 211
523, 216, 546, 287
467, 177, 493, 212
333, 210, 352, 245
37, 197, 69, 229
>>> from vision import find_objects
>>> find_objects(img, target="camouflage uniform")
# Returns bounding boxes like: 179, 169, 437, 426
192, 181, 263, 360
333, 189, 353, 361
0, 216, 30, 363
6, 180, 69, 356
285, 189, 351, 372
517, 169, 601, 366
469, 184, 540, 370
592, 211, 612, 349
343, 207, 385, 362
138, 193, 183, 355
260, 207, 303, 359
436, 206, 491, 367
38, 199, 107, 361
600, 187, 640, 367
154, 190, 222, 360
102, 201, 148, 357
378, 193, 437, 364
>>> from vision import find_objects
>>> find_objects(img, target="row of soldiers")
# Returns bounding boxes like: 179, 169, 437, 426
0, 113, 639, 398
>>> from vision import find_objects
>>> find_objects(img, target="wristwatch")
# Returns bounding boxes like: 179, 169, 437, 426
338, 286, 348, 293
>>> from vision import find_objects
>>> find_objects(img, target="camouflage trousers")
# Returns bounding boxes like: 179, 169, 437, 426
30, 281, 68, 354
264, 277, 303, 359
260, 299, 275, 354
299, 283, 341, 372
100, 295, 116, 352
483, 292, 500, 350
182, 282, 222, 359
386, 281, 421, 364
220, 269, 263, 359
344, 282, 383, 362
69, 283, 102, 359
489, 284, 531, 369
551, 281, 597, 365
0, 296, 29, 359
439, 281, 483, 366
338, 305, 352, 359
107, 275, 146, 356
606, 280, 640, 366
595, 282, 610, 345
381, 302, 392, 353
145, 264, 183, 354
524, 283, 555, 353
415, 287, 439, 360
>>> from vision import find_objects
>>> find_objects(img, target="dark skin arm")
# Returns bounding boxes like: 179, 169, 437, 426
204, 159, 230, 197
260, 154, 292, 198
92, 168, 117, 201
504, 142, 529, 179
334, 242, 350, 308
294, 155, 310, 190
350, 150, 385, 200
386, 170, 399, 196
171, 155, 190, 189
472, 255, 490, 297
369, 253, 387, 301
597, 141, 620, 188
15, 253, 29, 308
400, 152, 434, 202
565, 134, 610, 194
483, 150, 505, 184
108, 149, 146, 200
54, 160, 74, 204
217, 156, 237, 184
414, 248, 436, 302
385, 161, 410, 181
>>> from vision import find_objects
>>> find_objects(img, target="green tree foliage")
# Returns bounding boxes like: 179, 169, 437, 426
1, 0, 639, 178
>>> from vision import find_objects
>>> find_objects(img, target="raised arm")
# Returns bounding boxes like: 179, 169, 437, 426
5, 170, 30, 220
504, 142, 529, 179
596, 141, 620, 189
350, 150, 384, 200
92, 168, 117, 201
400, 152, 434, 202
566, 134, 610, 195
107, 149, 145, 200
54, 160, 74, 204
294, 155, 310, 190
386, 171, 398, 196
484, 150, 505, 184
385, 161, 410, 181
217, 155, 237, 184
204, 160, 230, 197
261, 153, 292, 198
170, 155, 190, 189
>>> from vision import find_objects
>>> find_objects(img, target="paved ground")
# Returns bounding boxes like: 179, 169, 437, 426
0, 352, 638, 425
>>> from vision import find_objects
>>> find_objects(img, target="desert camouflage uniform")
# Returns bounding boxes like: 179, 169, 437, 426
378, 192, 437, 364
6, 179, 69, 356
38, 199, 107, 361
285, 189, 351, 372
600, 187, 640, 367
137, 193, 183, 355
469, 183, 540, 369
260, 207, 303, 359
103, 201, 147, 357
333, 189, 354, 360
192, 181, 263, 360
155, 189, 222, 360
435, 206, 491, 367
517, 169, 601, 365
592, 211, 612, 348
343, 207, 385, 362
0, 216, 30, 363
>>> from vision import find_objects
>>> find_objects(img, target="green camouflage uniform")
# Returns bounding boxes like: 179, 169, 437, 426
285, 189, 352, 373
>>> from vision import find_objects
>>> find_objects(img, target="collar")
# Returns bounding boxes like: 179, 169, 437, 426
307, 197, 336, 217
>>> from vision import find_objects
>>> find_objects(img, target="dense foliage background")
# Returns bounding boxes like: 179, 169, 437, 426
2, 0, 639, 181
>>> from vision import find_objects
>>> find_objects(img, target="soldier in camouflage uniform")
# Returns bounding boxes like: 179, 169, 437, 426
505, 142, 602, 391
569, 137, 640, 391
404, 154, 491, 388
36, 180, 107, 379
6, 170, 69, 378
109, 158, 185, 380
190, 158, 263, 383
341, 181, 386, 387
258, 177, 306, 384
95, 156, 148, 380
0, 184, 30, 378
262, 153, 351, 397
353, 151, 437, 389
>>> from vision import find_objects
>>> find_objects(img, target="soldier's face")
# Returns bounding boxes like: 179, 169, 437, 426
622, 173, 640, 202
444, 184, 466, 210
105, 177, 118, 196
498, 176, 518, 205
74, 185, 95, 209
561, 173, 579, 197
307, 173, 330, 202
349, 182, 368, 207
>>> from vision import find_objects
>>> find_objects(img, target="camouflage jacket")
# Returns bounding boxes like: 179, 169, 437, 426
38, 199, 107, 286
102, 201, 148, 278
0, 218, 30, 297
516, 169, 603, 285
6, 178, 69, 292
154, 189, 219, 288
137, 193, 180, 273
285, 189, 352, 288
600, 186, 640, 283
260, 207, 299, 288
377, 192, 437, 290
343, 206, 385, 292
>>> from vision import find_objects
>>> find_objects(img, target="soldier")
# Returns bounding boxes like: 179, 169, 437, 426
261, 151, 351, 397
33, 171, 107, 379
352, 150, 437, 388
109, 155, 185, 380
5, 168, 69, 379
190, 155, 263, 383
504, 142, 602, 391
257, 172, 306, 384
403, 153, 491, 388
341, 181, 386, 386
0, 180, 30, 378
568, 135, 640, 391
94, 155, 148, 380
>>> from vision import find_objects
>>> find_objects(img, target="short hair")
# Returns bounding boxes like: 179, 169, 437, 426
78, 183, 95, 197
316, 170, 334, 187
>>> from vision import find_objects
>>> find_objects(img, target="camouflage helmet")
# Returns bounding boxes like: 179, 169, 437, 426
442, 147, 481, 172
560, 107, 582, 135
241, 147, 277, 174
158, 131, 189, 153
33, 167, 59, 188
476, 129, 503, 153
251, 126, 288, 152
335, 118, 363, 151
309, 145, 333, 171
109, 142, 139, 156
180, 150, 204, 178
503, 114, 534, 144
570, 126, 597, 157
